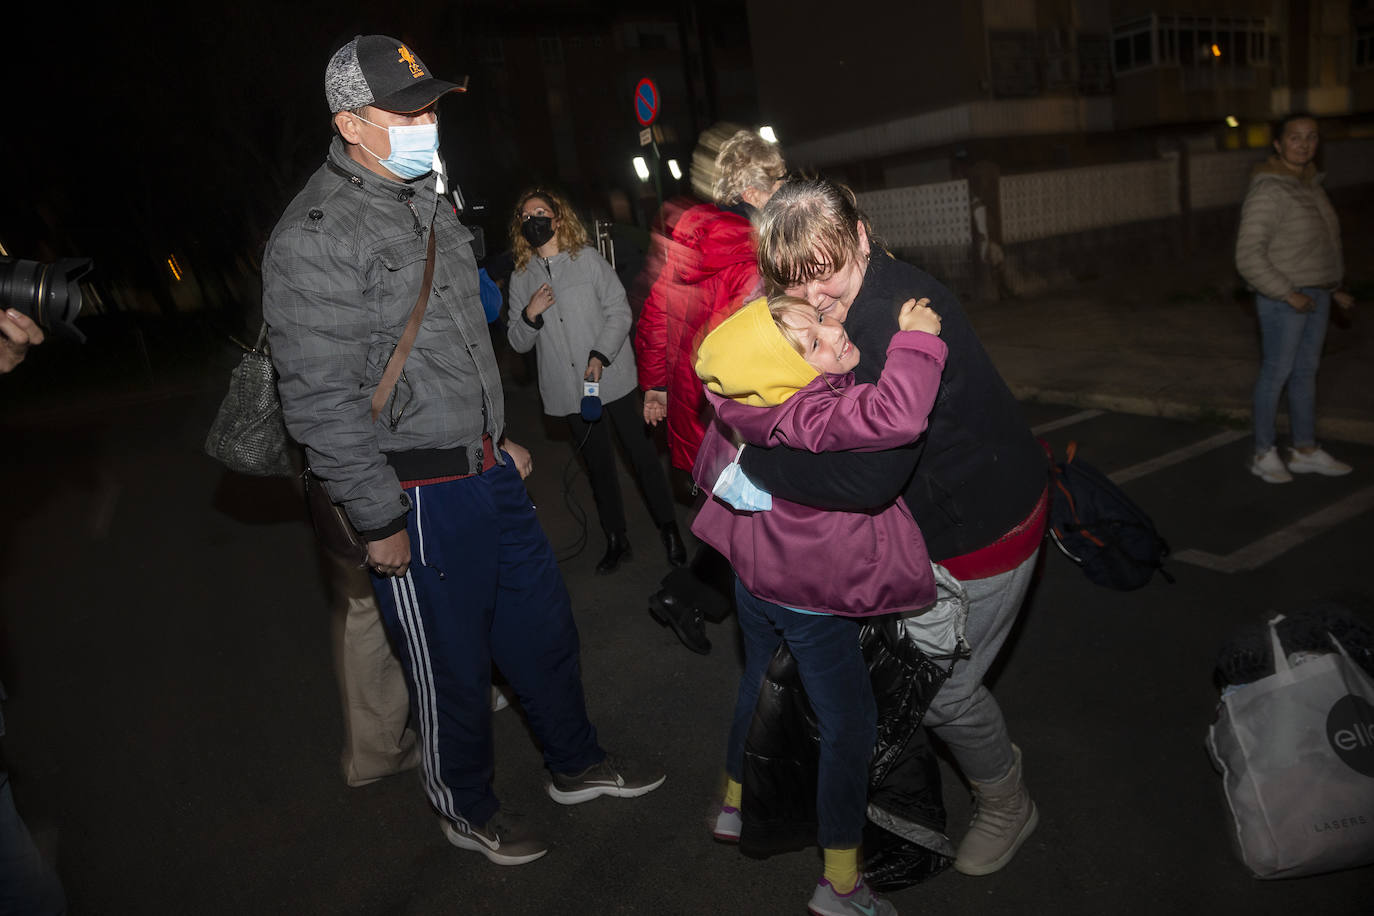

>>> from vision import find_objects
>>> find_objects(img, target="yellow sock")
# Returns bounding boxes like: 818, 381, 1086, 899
822, 847, 859, 894
723, 778, 742, 810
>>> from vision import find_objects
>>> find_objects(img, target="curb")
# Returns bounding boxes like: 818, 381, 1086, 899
1011, 385, 1374, 447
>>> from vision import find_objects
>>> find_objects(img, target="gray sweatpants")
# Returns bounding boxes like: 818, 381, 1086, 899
924, 548, 1040, 783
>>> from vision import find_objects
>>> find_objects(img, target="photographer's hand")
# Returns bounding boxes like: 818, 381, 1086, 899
0, 309, 44, 374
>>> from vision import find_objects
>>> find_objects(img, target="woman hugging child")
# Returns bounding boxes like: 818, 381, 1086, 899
691, 294, 945, 916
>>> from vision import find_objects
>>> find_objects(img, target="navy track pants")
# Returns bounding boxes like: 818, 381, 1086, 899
371, 455, 603, 828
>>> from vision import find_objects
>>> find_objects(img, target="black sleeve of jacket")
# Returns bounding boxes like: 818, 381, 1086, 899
359, 513, 409, 542
739, 442, 920, 511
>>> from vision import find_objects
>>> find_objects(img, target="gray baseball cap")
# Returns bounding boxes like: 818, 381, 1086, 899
325, 34, 468, 114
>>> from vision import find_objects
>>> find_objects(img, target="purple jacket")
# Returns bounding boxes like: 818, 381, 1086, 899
691, 331, 947, 616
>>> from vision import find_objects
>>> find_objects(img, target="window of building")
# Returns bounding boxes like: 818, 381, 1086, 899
1078, 35, 1114, 94
988, 29, 1041, 96
1112, 16, 1153, 73
1111, 13, 1268, 75
538, 36, 563, 67
1043, 29, 1077, 90
1357, 26, 1374, 69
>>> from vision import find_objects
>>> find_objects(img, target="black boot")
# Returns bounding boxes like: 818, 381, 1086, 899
595, 532, 632, 575
660, 522, 688, 568
648, 587, 711, 655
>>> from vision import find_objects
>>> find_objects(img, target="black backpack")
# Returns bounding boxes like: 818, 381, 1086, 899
1046, 441, 1174, 590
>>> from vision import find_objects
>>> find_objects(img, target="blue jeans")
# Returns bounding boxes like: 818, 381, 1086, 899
725, 581, 876, 849
1253, 287, 1331, 454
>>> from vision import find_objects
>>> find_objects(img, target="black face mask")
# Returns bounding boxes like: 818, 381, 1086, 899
520, 216, 555, 248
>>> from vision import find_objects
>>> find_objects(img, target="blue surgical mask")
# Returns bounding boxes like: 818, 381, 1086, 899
356, 114, 440, 180
712, 445, 772, 512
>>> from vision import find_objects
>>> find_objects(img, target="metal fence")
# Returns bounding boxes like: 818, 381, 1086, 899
857, 138, 1374, 297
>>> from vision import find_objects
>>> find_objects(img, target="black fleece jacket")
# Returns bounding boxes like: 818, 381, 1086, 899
740, 252, 1046, 563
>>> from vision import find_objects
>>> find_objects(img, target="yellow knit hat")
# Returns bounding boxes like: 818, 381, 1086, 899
695, 297, 819, 407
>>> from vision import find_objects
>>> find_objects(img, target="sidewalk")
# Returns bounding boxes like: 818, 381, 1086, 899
972, 255, 1374, 446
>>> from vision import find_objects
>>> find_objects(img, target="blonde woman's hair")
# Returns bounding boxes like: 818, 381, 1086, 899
755, 177, 874, 294
688, 124, 786, 206
768, 295, 820, 357
509, 188, 589, 272
712, 129, 786, 206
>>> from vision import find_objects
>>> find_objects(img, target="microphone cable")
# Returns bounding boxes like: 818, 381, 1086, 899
552, 416, 596, 564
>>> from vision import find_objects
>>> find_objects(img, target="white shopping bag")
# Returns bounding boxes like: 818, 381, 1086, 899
1207, 614, 1374, 878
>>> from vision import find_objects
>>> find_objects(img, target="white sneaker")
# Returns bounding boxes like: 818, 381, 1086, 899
1286, 447, 1353, 477
440, 810, 547, 865
491, 686, 510, 712
807, 877, 896, 916
1250, 448, 1292, 484
712, 805, 742, 843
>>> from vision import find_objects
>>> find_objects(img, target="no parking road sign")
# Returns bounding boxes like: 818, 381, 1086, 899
634, 78, 659, 127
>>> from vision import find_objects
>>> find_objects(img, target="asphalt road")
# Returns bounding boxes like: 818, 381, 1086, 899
2, 366, 1372, 915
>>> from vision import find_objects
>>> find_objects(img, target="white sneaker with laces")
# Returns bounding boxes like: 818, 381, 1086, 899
1286, 447, 1353, 477
1250, 448, 1292, 484
440, 810, 547, 866
546, 755, 666, 805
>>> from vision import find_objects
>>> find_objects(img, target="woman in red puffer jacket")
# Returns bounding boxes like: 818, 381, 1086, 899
635, 127, 786, 471
633, 126, 786, 655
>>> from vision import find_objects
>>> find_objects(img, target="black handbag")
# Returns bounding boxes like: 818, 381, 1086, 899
204, 324, 294, 477
304, 227, 436, 567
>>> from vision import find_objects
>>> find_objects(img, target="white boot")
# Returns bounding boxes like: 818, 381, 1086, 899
954, 744, 1039, 876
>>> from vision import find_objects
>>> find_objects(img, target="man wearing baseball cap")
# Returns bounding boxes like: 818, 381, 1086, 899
263, 35, 664, 866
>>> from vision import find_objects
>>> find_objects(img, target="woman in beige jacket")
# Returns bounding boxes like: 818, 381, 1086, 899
1235, 113, 1356, 483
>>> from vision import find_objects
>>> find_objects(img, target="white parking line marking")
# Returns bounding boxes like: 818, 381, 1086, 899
1031, 409, 1104, 436
1108, 430, 1248, 485
1172, 486, 1374, 573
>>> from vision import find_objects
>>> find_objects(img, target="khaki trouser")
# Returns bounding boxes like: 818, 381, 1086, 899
323, 545, 419, 787
290, 446, 417, 787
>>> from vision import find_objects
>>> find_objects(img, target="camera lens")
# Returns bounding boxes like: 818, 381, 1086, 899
0, 257, 93, 338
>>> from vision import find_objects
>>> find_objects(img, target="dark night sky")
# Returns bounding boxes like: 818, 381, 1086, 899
7, 2, 494, 295
9, 1, 736, 326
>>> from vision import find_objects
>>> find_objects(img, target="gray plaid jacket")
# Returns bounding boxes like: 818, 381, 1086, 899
263, 138, 504, 536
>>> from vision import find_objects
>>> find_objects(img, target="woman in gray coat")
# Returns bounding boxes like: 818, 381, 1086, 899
1235, 113, 1356, 483
507, 189, 685, 573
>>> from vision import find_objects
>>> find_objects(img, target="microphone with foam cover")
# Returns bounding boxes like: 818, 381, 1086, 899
581, 379, 602, 421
